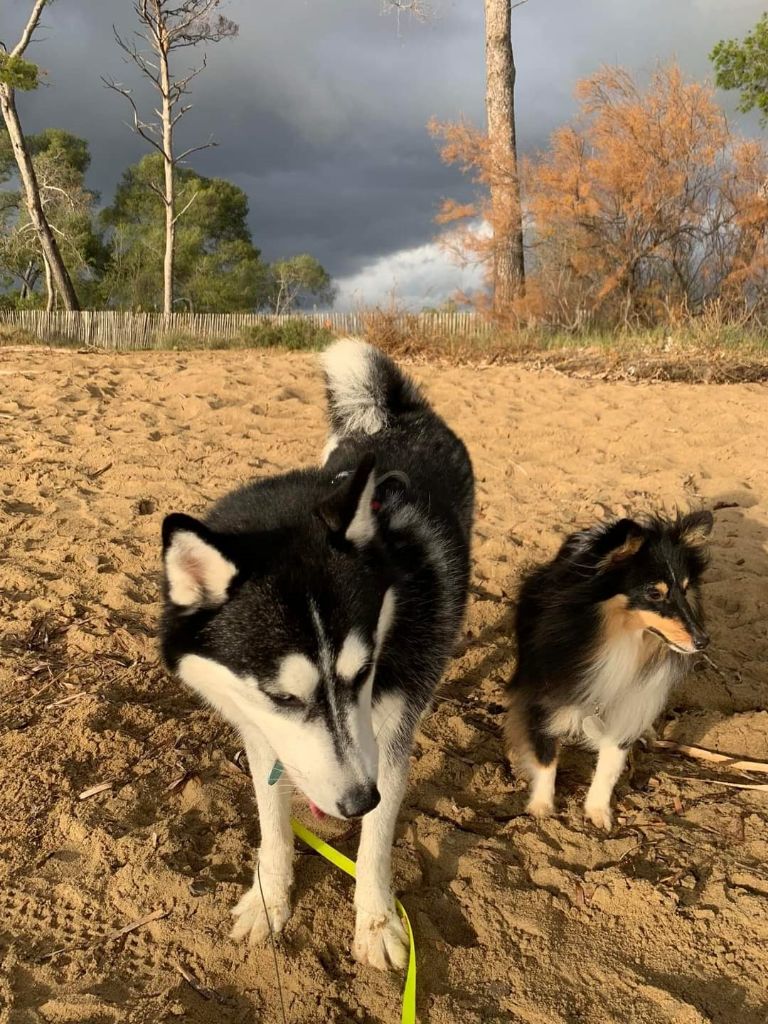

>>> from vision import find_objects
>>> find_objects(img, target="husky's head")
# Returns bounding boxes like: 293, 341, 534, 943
160, 455, 400, 819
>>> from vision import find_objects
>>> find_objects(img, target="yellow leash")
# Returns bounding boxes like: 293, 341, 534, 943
290, 818, 417, 1024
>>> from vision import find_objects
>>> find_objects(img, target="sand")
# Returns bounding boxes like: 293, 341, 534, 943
0, 346, 766, 1024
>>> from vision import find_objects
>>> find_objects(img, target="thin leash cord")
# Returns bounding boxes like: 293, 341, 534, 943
290, 818, 417, 1024
257, 861, 289, 1024
265, 764, 416, 1023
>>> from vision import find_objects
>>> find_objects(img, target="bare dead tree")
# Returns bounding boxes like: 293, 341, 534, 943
0, 0, 81, 310
381, 0, 431, 41
381, 0, 431, 22
104, 1, 237, 315
484, 0, 526, 312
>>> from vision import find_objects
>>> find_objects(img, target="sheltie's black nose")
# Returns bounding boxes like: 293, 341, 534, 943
693, 632, 710, 651
337, 783, 381, 819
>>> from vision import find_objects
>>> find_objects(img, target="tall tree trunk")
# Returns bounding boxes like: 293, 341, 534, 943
0, 85, 80, 311
19, 260, 36, 300
484, 0, 525, 314
159, 43, 175, 317
43, 253, 54, 311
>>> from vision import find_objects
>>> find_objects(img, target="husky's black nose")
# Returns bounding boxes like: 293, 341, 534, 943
693, 632, 710, 651
337, 783, 381, 819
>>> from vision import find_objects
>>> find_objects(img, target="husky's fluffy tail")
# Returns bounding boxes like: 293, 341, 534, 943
321, 338, 427, 437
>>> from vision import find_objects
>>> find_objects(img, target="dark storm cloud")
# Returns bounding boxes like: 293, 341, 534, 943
5, 0, 766, 292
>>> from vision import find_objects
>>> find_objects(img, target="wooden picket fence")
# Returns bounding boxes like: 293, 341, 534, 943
0, 309, 490, 350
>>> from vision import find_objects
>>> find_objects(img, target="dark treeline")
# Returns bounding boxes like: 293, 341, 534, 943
3, 2, 768, 325
0, 139, 334, 314
0, 1, 334, 314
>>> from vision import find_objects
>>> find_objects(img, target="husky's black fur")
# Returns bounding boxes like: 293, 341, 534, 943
160, 344, 473, 758
159, 339, 473, 966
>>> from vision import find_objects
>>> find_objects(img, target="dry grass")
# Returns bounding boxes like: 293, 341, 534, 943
360, 313, 768, 383
0, 323, 39, 348
3, 314, 768, 383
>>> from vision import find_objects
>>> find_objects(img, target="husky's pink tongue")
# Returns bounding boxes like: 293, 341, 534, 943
308, 800, 327, 821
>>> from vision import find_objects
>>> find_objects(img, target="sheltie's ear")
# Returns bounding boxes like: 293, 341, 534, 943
679, 510, 713, 547
594, 518, 646, 569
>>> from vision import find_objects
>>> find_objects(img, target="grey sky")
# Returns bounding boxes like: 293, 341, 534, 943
5, 0, 767, 305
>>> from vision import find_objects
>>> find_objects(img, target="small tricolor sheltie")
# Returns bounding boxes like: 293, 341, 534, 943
505, 511, 713, 830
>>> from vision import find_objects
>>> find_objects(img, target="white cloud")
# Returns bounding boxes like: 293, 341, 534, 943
334, 241, 485, 311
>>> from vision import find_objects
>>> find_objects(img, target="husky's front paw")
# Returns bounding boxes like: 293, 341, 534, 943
353, 907, 409, 971
584, 801, 613, 832
230, 879, 292, 945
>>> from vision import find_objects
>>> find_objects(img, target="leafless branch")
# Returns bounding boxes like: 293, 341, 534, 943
170, 104, 193, 128
175, 138, 217, 163
101, 77, 167, 157
10, 0, 48, 58
171, 189, 200, 224
171, 56, 207, 96
381, 0, 431, 19
113, 27, 162, 88
38, 183, 78, 207
106, 0, 238, 314
145, 179, 169, 203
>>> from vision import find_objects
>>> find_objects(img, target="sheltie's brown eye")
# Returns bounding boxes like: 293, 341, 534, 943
645, 586, 664, 602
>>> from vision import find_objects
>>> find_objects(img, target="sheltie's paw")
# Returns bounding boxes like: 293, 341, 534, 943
584, 801, 613, 832
639, 725, 658, 747
526, 796, 555, 819
353, 906, 409, 971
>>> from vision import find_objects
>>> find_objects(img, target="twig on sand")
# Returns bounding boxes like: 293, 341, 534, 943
176, 963, 213, 1000
673, 775, 768, 793
37, 907, 169, 961
88, 461, 113, 480
419, 727, 478, 767
49, 691, 88, 708
649, 738, 768, 775
258, 862, 288, 1024
165, 770, 196, 793
108, 907, 170, 941
78, 781, 114, 800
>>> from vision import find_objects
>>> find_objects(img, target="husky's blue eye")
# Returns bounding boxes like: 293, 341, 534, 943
352, 663, 372, 687
271, 692, 305, 708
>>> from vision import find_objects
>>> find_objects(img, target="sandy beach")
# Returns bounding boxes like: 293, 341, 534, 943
1, 346, 766, 1024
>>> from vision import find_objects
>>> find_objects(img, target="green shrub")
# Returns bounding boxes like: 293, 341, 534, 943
239, 319, 334, 351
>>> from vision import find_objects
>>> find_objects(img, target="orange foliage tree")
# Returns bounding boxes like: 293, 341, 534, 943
433, 64, 768, 328
429, 116, 521, 317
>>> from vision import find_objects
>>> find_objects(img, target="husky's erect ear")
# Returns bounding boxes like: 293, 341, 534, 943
679, 509, 714, 547
162, 513, 238, 609
593, 518, 646, 569
316, 452, 377, 545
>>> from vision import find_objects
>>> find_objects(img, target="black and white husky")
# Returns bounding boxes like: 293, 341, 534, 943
160, 339, 473, 970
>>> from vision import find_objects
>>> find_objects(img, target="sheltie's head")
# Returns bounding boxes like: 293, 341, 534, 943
560, 510, 713, 654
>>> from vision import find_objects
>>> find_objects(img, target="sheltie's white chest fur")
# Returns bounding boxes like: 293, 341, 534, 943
547, 628, 681, 749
